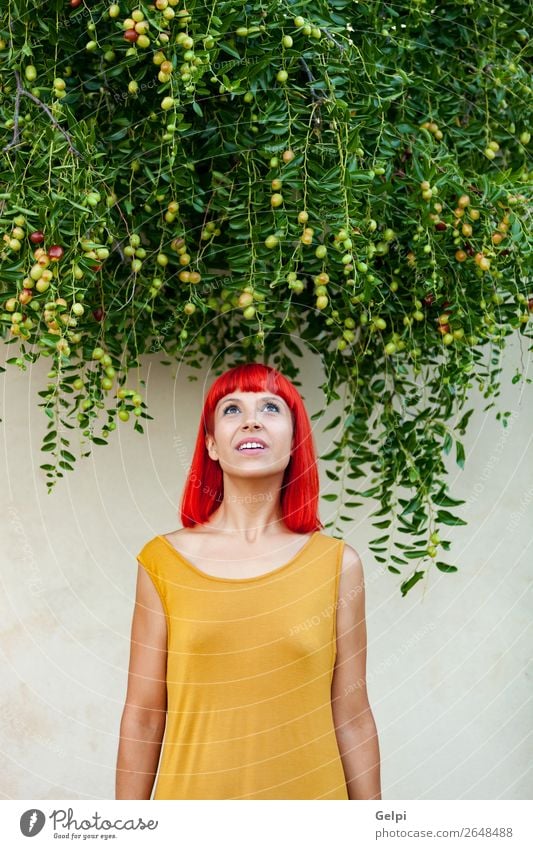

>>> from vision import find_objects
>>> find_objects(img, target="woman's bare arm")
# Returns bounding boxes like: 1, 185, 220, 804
331, 543, 382, 800
115, 563, 168, 800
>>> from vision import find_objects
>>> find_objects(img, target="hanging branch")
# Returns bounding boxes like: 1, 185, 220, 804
299, 57, 322, 103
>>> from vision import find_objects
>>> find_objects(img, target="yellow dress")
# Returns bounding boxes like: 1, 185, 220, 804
135, 530, 349, 800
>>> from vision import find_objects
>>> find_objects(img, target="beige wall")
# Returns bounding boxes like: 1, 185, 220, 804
1, 338, 531, 799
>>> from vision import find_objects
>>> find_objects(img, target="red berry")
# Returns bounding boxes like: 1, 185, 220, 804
435, 221, 447, 231
29, 231, 44, 244
91, 264, 102, 272
528, 298, 533, 312
48, 245, 64, 260
70, 0, 82, 7
93, 307, 105, 321
124, 29, 139, 42
423, 294, 435, 307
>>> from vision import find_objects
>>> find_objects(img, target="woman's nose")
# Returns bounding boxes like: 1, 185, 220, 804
242, 416, 262, 429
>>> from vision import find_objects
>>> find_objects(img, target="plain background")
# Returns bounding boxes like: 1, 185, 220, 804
1, 333, 531, 799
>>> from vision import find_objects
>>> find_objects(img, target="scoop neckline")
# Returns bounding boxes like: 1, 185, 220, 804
157, 531, 319, 583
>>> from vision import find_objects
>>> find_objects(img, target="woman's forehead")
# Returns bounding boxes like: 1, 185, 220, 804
217, 391, 286, 406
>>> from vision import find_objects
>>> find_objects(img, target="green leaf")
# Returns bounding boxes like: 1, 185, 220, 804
322, 493, 338, 501
400, 496, 422, 516
219, 42, 241, 59
436, 509, 467, 526
108, 128, 128, 142
400, 570, 425, 596
436, 562, 459, 573
320, 448, 341, 461
370, 534, 389, 545
455, 440, 465, 469
456, 409, 474, 433
443, 432, 453, 455
432, 490, 466, 507
408, 467, 420, 483
359, 485, 382, 497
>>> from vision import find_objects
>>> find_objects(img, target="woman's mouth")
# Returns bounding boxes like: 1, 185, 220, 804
236, 441, 268, 454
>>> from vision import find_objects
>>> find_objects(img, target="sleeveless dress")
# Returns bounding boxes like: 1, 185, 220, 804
135, 530, 349, 800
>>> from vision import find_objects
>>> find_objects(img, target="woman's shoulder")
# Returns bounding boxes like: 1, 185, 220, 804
335, 538, 364, 594
316, 531, 363, 574
316, 530, 360, 554
314, 533, 361, 579
135, 531, 173, 565
138, 527, 189, 549
159, 526, 204, 552
159, 527, 187, 543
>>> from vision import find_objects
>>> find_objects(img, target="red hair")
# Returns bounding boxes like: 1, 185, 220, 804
179, 363, 324, 533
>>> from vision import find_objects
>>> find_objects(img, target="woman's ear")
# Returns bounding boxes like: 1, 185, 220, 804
205, 433, 218, 461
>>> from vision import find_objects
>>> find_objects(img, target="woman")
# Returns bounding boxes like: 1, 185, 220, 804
116, 362, 381, 799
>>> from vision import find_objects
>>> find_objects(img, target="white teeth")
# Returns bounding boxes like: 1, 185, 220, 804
239, 443, 264, 450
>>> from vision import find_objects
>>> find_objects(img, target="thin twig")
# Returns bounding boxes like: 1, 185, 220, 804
299, 57, 322, 102
321, 28, 346, 53
2, 71, 82, 157
110, 239, 126, 263
5, 74, 22, 149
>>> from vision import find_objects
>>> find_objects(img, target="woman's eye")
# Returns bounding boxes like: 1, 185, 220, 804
222, 402, 280, 414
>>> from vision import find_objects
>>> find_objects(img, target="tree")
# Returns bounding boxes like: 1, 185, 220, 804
1, 0, 531, 594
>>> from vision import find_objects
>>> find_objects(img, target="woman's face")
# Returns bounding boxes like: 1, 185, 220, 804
205, 390, 294, 479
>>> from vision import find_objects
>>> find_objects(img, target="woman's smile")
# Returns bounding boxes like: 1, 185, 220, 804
236, 443, 269, 455
235, 436, 269, 454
